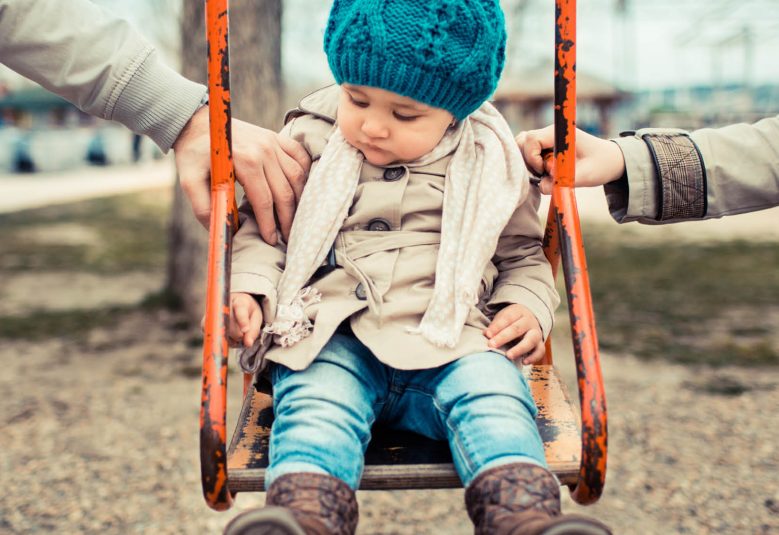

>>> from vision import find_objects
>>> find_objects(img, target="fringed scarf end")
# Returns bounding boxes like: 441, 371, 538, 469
264, 287, 322, 348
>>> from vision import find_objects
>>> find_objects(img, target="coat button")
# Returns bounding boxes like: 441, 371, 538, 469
367, 218, 391, 231
355, 282, 367, 300
383, 166, 405, 181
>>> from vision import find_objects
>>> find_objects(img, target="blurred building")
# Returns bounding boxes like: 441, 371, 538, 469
0, 86, 157, 173
0, 86, 89, 129
630, 83, 779, 130
493, 63, 630, 137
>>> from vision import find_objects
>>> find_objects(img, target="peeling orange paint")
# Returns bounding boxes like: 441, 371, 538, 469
200, 0, 237, 512
549, 0, 608, 505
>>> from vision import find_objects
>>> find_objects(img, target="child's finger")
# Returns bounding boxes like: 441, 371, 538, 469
521, 343, 546, 366
233, 301, 252, 332
484, 307, 521, 338
505, 329, 541, 360
228, 302, 248, 341
228, 319, 244, 343
242, 306, 263, 347
487, 318, 530, 349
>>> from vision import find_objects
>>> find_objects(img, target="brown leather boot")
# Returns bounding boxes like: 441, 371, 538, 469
465, 463, 612, 535
223, 473, 358, 535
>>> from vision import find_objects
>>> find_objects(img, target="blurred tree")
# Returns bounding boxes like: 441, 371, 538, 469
168, 0, 282, 321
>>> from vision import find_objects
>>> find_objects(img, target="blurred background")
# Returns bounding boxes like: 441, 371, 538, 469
1, 1, 778, 534
2, 0, 778, 173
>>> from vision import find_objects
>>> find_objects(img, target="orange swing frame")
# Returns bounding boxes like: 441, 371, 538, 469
198, 0, 607, 512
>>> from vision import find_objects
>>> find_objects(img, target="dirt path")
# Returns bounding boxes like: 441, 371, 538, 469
0, 160, 175, 214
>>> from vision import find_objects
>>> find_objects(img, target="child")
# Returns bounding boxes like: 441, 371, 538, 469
224, 1, 611, 534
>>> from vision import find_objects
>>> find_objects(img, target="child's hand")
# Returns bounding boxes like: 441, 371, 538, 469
483, 304, 545, 365
229, 293, 263, 348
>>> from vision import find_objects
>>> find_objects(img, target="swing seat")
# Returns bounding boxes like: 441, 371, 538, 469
226, 365, 580, 492
200, 0, 605, 512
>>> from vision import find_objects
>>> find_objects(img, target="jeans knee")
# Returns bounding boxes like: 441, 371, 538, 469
438, 352, 537, 418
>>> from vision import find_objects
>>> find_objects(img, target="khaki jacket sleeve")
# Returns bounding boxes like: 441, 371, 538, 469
484, 186, 560, 339
0, 0, 205, 152
607, 116, 779, 224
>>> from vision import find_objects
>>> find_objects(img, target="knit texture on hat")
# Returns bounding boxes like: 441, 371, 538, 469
324, 0, 506, 120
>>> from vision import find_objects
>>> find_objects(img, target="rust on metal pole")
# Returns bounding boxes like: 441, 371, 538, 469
552, 0, 608, 505
541, 195, 559, 365
200, 0, 237, 512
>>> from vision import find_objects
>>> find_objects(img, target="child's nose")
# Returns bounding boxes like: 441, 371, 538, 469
361, 119, 389, 139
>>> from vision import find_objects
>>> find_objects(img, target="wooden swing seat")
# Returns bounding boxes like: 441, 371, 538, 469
226, 364, 580, 492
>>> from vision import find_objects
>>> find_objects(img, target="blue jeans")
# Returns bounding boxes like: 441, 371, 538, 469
267, 333, 546, 489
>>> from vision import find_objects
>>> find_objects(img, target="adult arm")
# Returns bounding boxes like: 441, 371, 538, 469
0, 0, 310, 241
0, 0, 203, 152
517, 117, 779, 224
608, 116, 779, 223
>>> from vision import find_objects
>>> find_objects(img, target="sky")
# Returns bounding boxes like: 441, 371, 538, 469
2, 0, 778, 92
282, 0, 779, 91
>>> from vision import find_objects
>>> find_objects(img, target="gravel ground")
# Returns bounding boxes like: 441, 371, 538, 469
2, 299, 778, 535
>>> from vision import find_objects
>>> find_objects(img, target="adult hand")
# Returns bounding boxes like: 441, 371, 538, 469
515, 125, 626, 194
173, 105, 311, 245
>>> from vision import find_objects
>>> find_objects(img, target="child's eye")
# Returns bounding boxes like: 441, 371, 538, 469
393, 112, 419, 122
348, 95, 369, 108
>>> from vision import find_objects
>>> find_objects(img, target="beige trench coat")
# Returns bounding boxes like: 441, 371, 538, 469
231, 86, 559, 372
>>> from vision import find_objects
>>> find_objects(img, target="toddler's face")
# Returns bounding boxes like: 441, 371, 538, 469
337, 84, 454, 166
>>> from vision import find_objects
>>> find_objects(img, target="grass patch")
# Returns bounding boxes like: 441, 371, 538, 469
0, 190, 177, 340
572, 225, 779, 366
0, 292, 187, 341
0, 306, 133, 340
0, 191, 169, 273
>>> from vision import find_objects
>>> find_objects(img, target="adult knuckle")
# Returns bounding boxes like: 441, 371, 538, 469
253, 196, 274, 211
259, 144, 274, 159
289, 166, 305, 184
275, 188, 295, 205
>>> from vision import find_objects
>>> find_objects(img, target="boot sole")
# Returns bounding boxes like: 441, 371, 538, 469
223, 506, 306, 535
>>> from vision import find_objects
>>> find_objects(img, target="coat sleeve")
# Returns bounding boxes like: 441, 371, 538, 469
483, 186, 560, 339
0, 0, 205, 152
607, 115, 779, 224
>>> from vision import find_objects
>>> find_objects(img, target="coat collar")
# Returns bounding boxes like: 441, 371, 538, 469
284, 85, 339, 125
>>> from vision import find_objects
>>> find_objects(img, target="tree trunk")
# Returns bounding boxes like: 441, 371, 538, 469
168, 0, 282, 322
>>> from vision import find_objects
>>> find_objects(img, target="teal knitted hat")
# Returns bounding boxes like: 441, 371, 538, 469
324, 0, 506, 120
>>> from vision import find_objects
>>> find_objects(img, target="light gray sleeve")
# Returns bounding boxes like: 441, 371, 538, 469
0, 0, 206, 152
608, 116, 779, 224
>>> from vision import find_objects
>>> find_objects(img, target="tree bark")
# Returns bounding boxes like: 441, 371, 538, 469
168, 0, 282, 322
